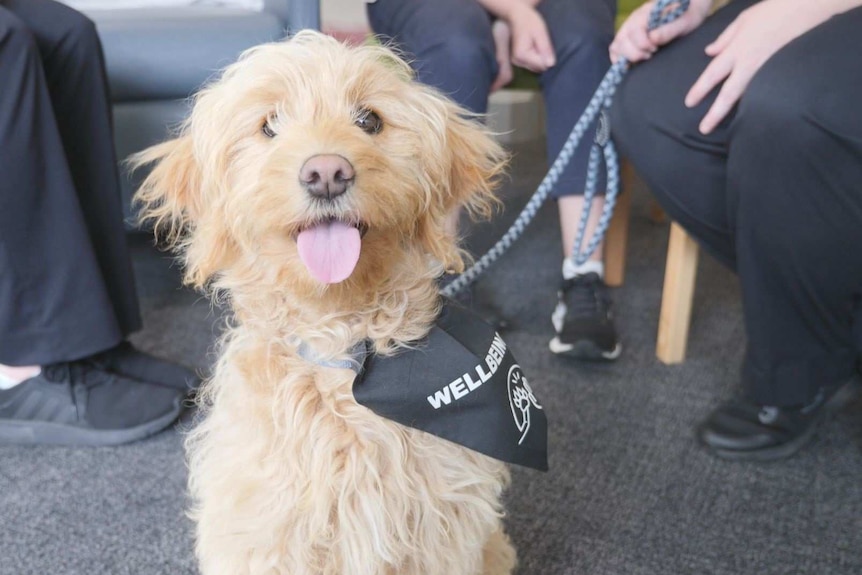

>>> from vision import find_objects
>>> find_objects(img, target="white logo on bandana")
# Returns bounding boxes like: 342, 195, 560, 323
507, 365, 543, 445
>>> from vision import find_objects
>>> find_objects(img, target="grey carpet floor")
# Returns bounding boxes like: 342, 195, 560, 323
3, 142, 861, 575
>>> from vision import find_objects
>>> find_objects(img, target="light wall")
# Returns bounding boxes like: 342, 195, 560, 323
322, 0, 370, 33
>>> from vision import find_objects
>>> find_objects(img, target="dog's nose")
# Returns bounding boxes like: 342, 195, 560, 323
299, 154, 355, 200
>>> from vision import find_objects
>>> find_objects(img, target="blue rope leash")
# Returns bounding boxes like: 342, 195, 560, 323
441, 0, 690, 298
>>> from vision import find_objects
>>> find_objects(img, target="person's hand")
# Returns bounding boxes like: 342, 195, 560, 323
610, 0, 714, 63
686, 0, 837, 134
504, 2, 555, 73
491, 19, 514, 92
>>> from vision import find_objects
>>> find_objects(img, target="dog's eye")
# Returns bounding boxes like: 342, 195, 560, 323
355, 109, 383, 135
262, 117, 277, 138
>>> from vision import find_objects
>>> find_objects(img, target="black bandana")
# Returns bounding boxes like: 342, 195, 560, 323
353, 303, 548, 471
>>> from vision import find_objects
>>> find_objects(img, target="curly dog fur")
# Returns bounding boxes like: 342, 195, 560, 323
134, 30, 516, 575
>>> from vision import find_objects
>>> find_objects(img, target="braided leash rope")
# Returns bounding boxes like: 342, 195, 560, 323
441, 0, 690, 298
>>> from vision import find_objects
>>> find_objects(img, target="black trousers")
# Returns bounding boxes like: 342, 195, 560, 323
612, 0, 862, 406
0, 0, 140, 366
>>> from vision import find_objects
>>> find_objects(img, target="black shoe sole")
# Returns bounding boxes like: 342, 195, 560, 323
549, 337, 622, 362
0, 396, 183, 447
706, 380, 861, 462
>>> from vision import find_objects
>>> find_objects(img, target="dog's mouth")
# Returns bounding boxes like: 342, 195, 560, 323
295, 218, 368, 284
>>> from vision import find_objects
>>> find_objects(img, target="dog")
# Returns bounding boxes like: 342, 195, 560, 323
134, 30, 517, 574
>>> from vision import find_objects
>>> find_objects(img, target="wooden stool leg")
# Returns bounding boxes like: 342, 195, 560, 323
649, 200, 667, 224
656, 222, 699, 364
604, 160, 635, 287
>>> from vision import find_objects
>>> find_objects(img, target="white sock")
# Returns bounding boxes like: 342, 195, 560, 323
562, 258, 604, 280
0, 371, 22, 390
0, 366, 40, 390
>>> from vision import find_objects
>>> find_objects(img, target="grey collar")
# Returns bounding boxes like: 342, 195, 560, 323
296, 339, 369, 374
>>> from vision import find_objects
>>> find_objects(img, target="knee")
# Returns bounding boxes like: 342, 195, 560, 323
61, 12, 102, 60
733, 63, 819, 157
0, 13, 38, 57
553, 26, 613, 73
419, 23, 495, 80
610, 64, 668, 170
540, 0, 615, 64
730, 61, 831, 220
412, 22, 496, 112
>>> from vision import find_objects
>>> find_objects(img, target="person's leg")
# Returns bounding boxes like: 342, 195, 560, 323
536, 0, 621, 359
1, 0, 196, 395
367, 0, 509, 325
0, 3, 125, 369
0, 2, 187, 445
366, 0, 497, 115
613, 0, 862, 459
695, 5, 862, 460
543, 0, 615, 263
612, 0, 755, 269
727, 5, 862, 408
539, 0, 616, 260
6, 0, 141, 338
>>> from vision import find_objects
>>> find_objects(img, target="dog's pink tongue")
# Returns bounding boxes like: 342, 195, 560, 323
296, 220, 361, 284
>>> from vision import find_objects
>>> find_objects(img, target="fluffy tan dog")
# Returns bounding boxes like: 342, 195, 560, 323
135, 30, 516, 575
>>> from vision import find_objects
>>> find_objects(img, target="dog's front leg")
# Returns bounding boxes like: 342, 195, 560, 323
188, 376, 316, 575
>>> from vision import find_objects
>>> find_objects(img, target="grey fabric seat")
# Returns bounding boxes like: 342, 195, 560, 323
80, 1, 320, 222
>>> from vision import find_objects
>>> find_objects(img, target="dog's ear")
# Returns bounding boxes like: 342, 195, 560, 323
417, 98, 509, 273
132, 135, 201, 245
132, 135, 237, 289
444, 108, 508, 222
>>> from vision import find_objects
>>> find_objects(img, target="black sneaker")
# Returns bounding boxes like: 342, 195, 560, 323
697, 377, 861, 461
549, 273, 621, 360
0, 361, 184, 446
86, 341, 200, 395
